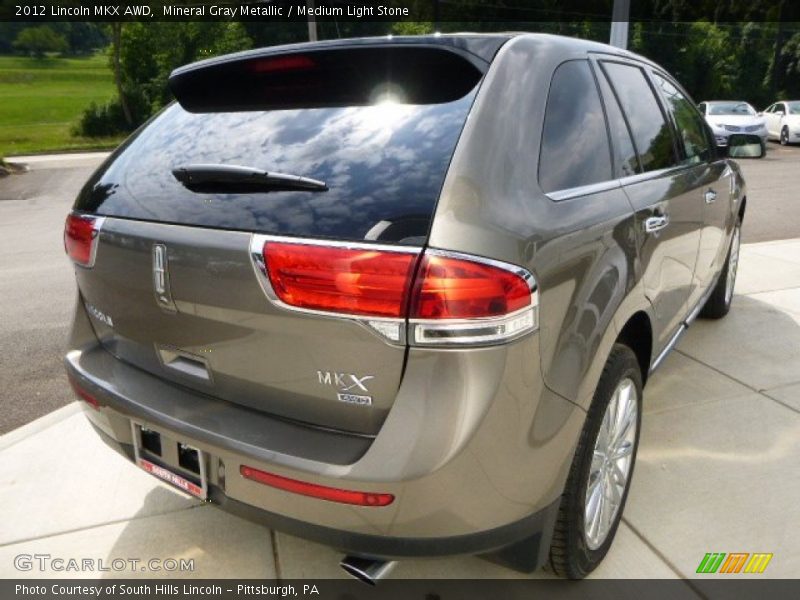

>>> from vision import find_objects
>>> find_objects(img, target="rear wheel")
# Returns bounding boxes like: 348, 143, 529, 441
700, 218, 741, 319
548, 344, 642, 579
781, 126, 790, 146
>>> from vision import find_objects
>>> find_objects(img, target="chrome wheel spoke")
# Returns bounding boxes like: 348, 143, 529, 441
725, 226, 740, 304
611, 441, 633, 460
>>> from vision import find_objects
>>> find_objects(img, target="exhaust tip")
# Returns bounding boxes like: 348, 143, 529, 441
340, 556, 395, 585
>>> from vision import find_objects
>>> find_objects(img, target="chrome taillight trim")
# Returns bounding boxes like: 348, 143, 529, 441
248, 234, 421, 345
66, 213, 105, 268
408, 248, 539, 347
410, 305, 538, 347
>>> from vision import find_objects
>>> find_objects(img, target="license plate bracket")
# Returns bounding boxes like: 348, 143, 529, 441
131, 422, 208, 500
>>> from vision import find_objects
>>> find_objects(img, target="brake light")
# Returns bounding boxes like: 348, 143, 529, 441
256, 238, 538, 346
263, 242, 418, 318
64, 213, 103, 267
410, 253, 532, 319
240, 465, 394, 507
250, 55, 316, 74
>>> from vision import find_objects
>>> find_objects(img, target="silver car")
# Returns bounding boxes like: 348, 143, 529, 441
698, 100, 768, 147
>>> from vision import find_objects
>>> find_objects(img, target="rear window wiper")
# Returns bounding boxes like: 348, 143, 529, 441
172, 164, 328, 193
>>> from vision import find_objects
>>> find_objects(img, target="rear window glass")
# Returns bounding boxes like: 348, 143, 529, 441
75, 50, 481, 243
539, 60, 612, 194
171, 46, 483, 112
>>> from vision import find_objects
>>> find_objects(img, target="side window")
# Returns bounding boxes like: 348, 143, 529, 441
653, 73, 711, 165
596, 67, 640, 177
539, 60, 612, 194
602, 62, 678, 172
697, 102, 707, 115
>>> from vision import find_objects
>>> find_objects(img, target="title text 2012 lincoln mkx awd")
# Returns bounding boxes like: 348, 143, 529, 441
63, 33, 746, 581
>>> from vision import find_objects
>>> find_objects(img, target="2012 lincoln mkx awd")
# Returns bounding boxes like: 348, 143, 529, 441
64, 33, 747, 580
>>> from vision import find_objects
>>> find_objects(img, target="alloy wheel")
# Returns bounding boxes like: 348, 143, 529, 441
583, 377, 638, 550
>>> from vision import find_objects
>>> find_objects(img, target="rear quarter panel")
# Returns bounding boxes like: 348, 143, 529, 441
428, 35, 649, 409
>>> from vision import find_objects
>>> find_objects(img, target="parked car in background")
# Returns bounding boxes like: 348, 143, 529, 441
762, 101, 800, 145
698, 101, 768, 147
64, 33, 747, 582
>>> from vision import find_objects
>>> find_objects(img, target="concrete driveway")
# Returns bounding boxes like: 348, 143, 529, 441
1, 236, 798, 581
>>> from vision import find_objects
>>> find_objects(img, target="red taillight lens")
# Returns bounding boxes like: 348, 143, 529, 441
68, 377, 100, 409
410, 253, 532, 319
240, 465, 394, 507
64, 214, 101, 267
263, 242, 418, 318
250, 55, 316, 73
256, 237, 537, 345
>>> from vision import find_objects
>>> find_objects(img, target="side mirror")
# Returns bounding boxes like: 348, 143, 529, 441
727, 134, 765, 159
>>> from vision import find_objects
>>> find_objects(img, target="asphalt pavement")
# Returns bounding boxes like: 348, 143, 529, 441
0, 144, 798, 434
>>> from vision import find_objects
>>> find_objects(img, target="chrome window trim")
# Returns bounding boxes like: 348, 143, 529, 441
248, 234, 420, 346
546, 179, 622, 202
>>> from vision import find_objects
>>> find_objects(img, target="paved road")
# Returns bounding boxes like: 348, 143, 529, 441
0, 146, 798, 434
0, 155, 101, 434
736, 142, 800, 243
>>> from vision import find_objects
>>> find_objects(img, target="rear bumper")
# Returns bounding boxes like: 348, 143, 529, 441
65, 294, 584, 562
89, 415, 560, 563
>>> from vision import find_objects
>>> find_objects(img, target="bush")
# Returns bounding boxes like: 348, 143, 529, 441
13, 26, 68, 58
74, 90, 148, 137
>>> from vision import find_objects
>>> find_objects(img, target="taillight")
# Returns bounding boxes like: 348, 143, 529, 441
262, 241, 418, 318
249, 54, 316, 74
408, 250, 537, 346
240, 465, 394, 507
410, 252, 532, 319
68, 376, 100, 409
64, 213, 103, 267
253, 237, 538, 347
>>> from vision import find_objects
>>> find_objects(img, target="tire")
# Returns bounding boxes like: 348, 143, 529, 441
699, 218, 741, 319
780, 126, 789, 146
548, 344, 642, 579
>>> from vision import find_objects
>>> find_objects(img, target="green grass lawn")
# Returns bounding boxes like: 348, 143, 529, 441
0, 53, 126, 156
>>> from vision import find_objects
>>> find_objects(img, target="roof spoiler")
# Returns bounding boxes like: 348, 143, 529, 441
168, 37, 503, 113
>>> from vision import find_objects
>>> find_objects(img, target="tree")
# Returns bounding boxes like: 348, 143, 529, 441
13, 26, 68, 58
773, 31, 800, 99
109, 23, 133, 128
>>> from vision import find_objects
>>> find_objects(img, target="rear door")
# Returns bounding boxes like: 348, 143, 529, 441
598, 59, 703, 352
650, 71, 731, 301
70, 44, 488, 435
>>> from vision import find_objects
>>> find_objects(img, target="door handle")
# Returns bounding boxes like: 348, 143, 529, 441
644, 214, 670, 234
704, 189, 717, 204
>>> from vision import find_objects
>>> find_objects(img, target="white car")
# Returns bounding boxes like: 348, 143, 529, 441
762, 101, 800, 145
697, 101, 768, 147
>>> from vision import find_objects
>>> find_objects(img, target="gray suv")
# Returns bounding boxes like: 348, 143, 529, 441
64, 33, 745, 581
